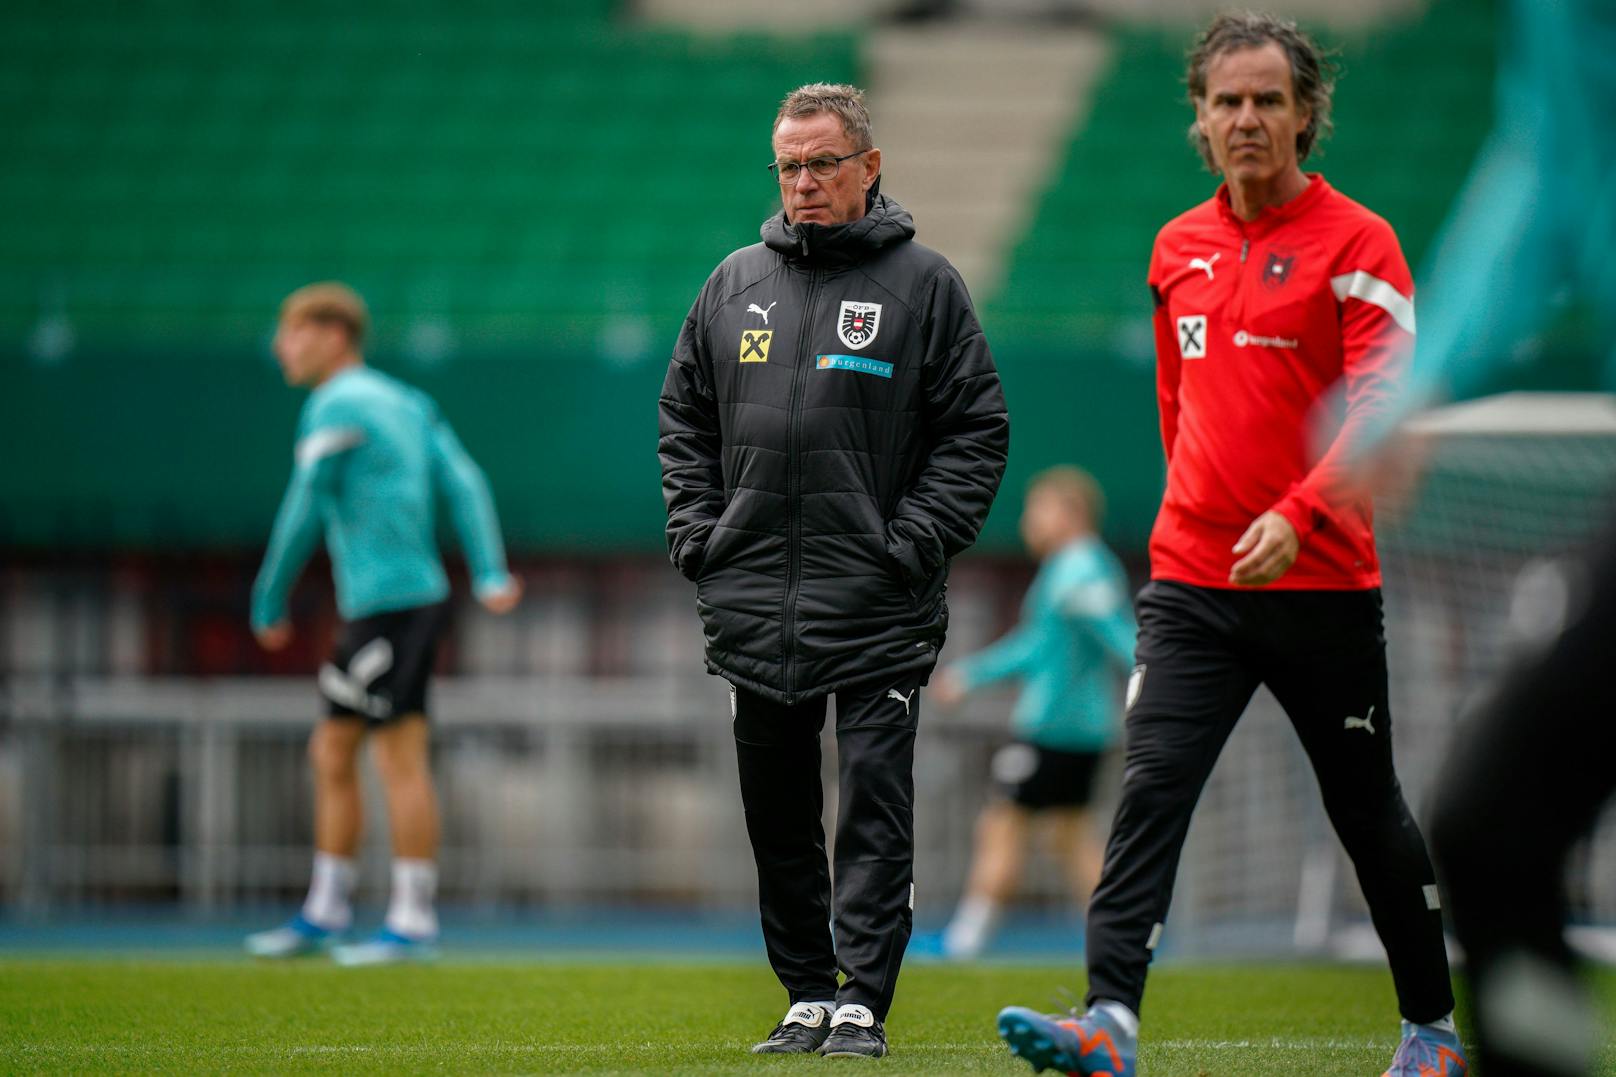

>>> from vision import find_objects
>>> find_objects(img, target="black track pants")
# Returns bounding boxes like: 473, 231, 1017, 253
1085, 581, 1454, 1023
732, 671, 924, 1021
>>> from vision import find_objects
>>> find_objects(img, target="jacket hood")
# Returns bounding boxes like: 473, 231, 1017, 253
761, 190, 916, 267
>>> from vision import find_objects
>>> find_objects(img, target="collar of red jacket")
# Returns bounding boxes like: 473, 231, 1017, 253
1214, 172, 1331, 236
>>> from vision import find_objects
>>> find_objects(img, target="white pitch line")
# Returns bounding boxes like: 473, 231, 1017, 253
8, 1037, 1400, 1055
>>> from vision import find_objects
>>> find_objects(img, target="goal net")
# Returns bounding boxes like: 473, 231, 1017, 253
1169, 392, 1616, 957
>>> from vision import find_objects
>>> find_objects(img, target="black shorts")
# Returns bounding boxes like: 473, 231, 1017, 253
991, 741, 1104, 810
319, 601, 449, 723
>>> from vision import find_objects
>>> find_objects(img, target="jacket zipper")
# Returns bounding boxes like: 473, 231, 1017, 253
782, 267, 821, 704
1232, 233, 1252, 326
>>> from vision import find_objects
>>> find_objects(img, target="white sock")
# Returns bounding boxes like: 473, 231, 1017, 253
942, 895, 1001, 958
384, 858, 438, 939
1418, 1011, 1457, 1036
1093, 999, 1140, 1041
301, 852, 356, 931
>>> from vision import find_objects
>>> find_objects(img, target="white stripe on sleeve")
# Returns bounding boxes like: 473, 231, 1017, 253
1330, 270, 1416, 335
295, 427, 364, 468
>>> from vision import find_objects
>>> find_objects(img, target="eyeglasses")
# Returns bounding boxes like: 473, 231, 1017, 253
767, 149, 870, 185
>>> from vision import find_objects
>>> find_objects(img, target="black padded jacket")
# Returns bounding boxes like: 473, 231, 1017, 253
658, 195, 1009, 705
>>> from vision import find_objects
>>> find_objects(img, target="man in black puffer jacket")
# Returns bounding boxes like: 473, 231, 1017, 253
659, 83, 1009, 1059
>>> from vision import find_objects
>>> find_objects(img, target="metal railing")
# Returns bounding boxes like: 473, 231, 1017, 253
0, 674, 1053, 918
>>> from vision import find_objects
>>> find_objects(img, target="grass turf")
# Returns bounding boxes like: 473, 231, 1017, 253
3, 958, 1613, 1074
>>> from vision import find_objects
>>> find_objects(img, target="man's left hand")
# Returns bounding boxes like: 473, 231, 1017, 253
1229, 511, 1300, 587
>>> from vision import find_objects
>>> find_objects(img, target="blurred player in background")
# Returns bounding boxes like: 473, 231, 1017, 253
1378, 2, 1616, 1073
931, 466, 1134, 960
997, 13, 1464, 1077
659, 84, 1007, 1058
244, 282, 521, 965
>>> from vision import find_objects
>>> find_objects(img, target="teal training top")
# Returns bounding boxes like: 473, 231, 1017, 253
1395, 0, 1616, 421
251, 365, 511, 629
953, 536, 1137, 752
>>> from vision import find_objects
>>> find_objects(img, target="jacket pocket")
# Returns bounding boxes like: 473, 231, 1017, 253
883, 528, 926, 596
881, 532, 932, 612
696, 490, 751, 578
699, 526, 741, 581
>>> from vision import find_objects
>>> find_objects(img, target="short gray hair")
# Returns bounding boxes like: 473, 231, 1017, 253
774, 83, 873, 150
1185, 11, 1336, 173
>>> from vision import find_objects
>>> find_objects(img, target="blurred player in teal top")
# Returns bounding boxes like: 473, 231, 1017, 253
1366, 3, 1616, 1073
932, 467, 1135, 959
1361, 0, 1615, 439
245, 282, 521, 966
249, 347, 515, 635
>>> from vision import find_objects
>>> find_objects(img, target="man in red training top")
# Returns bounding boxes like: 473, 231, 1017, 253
996, 13, 1465, 1077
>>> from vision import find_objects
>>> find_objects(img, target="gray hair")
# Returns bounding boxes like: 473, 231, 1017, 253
1185, 11, 1336, 173
774, 83, 874, 150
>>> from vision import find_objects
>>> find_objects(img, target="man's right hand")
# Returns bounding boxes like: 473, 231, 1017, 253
479, 576, 524, 615
255, 621, 293, 652
1229, 511, 1300, 587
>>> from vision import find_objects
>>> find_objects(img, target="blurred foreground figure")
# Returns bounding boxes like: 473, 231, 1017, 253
996, 13, 1463, 1077
658, 83, 1008, 1058
244, 282, 520, 965
1396, 2, 1616, 1073
932, 467, 1134, 960
1432, 521, 1616, 1077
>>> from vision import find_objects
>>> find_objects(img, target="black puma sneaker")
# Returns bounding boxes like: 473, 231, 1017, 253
751, 1001, 834, 1054
819, 1003, 888, 1058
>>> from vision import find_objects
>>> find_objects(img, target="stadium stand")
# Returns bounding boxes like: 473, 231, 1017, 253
0, 1, 856, 549
0, 1, 855, 351
1, 0, 1534, 557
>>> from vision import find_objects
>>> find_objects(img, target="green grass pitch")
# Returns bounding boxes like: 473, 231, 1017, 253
3, 958, 1613, 1074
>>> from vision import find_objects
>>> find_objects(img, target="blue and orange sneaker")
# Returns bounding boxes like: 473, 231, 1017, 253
244, 913, 339, 958
330, 926, 439, 967
1383, 1020, 1467, 1076
997, 1005, 1135, 1077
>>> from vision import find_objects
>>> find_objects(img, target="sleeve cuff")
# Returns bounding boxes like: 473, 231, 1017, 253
1270, 490, 1324, 545
473, 573, 514, 601
883, 526, 931, 591
672, 524, 713, 582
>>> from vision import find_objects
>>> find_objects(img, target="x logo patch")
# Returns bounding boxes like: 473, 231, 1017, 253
1176, 315, 1207, 358
739, 330, 771, 363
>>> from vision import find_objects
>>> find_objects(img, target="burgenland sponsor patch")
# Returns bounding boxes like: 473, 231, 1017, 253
816, 354, 893, 378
